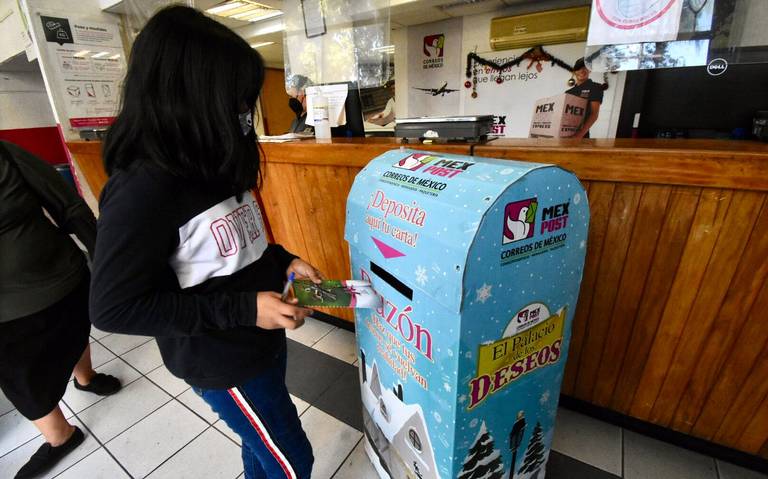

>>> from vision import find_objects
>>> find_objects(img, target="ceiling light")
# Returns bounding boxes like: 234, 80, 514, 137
250, 41, 275, 49
205, 1, 282, 23
91, 51, 110, 58
233, 10, 283, 22
206, 1, 245, 15
108, 54, 121, 60
374, 45, 395, 54
73, 50, 90, 58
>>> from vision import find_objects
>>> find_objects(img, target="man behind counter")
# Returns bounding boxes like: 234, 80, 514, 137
567, 57, 603, 139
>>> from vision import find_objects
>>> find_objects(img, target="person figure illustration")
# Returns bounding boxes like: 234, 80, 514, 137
509, 410, 527, 479
566, 57, 604, 139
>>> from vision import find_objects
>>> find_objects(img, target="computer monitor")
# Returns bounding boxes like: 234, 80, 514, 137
327, 81, 365, 138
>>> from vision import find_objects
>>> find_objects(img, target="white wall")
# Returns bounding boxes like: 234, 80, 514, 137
395, 9, 627, 138
0, 68, 56, 130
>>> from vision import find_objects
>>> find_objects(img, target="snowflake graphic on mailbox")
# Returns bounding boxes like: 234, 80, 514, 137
502, 198, 538, 244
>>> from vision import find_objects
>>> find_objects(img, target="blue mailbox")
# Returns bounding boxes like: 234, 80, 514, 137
345, 149, 589, 479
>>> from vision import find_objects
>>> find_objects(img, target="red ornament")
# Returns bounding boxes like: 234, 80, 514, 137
464, 80, 472, 89
496, 76, 503, 84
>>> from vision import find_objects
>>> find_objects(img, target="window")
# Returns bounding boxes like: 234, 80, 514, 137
408, 428, 422, 452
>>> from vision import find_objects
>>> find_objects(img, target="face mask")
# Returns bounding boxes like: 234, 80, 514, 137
238, 110, 253, 136
288, 97, 303, 115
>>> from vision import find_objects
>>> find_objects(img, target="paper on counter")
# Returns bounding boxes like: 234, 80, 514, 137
259, 132, 315, 142
305, 84, 348, 127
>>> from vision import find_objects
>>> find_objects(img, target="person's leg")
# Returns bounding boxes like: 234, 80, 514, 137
241, 442, 266, 479
71, 343, 121, 395
15, 405, 84, 478
72, 344, 96, 386
193, 366, 313, 478
32, 405, 74, 446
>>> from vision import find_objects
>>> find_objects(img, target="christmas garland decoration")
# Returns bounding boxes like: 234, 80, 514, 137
465, 45, 609, 99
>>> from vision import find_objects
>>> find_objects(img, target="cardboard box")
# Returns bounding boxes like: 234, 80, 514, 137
529, 93, 587, 138
345, 150, 590, 479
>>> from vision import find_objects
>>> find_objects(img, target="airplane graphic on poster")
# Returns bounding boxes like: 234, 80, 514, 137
412, 82, 459, 97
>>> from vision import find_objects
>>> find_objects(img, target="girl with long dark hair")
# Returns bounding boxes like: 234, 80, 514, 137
90, 6, 319, 478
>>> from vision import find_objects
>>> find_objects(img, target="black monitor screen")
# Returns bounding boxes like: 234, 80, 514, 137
327, 82, 365, 138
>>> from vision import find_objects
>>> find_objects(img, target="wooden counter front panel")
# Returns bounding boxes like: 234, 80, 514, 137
559, 181, 768, 457
68, 139, 768, 459
67, 141, 109, 199
260, 161, 362, 321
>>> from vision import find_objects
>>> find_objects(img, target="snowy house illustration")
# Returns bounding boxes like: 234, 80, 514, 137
360, 353, 440, 479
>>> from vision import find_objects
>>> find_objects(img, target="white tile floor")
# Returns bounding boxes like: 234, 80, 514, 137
0, 319, 765, 479
551, 407, 623, 475
0, 323, 373, 479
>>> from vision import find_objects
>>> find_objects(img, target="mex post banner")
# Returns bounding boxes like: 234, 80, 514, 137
462, 43, 616, 138
407, 18, 463, 117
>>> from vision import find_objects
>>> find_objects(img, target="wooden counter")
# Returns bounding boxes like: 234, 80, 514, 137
67, 137, 768, 463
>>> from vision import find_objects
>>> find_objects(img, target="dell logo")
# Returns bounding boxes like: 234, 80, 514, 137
707, 58, 728, 77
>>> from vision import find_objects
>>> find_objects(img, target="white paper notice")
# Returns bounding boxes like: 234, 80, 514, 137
587, 0, 685, 46
305, 84, 348, 127
38, 14, 126, 128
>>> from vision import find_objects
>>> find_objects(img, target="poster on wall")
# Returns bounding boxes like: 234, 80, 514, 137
407, 18, 463, 117
587, 0, 685, 46
38, 14, 125, 128
462, 44, 617, 139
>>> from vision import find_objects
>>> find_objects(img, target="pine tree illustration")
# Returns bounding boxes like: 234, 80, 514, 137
458, 421, 505, 479
518, 422, 546, 478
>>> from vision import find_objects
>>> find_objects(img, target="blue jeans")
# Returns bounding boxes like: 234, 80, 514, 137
193, 349, 313, 479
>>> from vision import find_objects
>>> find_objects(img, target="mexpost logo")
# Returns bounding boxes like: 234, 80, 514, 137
423, 34, 445, 69
392, 153, 436, 171
502, 198, 537, 244
393, 154, 474, 178
491, 115, 507, 135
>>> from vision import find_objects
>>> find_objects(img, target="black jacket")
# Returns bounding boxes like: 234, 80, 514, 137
89, 164, 296, 388
0, 141, 94, 323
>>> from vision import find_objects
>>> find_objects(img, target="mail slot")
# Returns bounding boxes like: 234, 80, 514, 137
345, 149, 590, 479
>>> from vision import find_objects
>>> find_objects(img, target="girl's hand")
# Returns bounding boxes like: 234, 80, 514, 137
286, 258, 324, 284
256, 292, 313, 330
